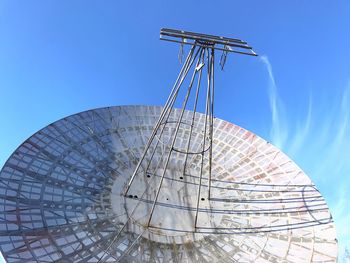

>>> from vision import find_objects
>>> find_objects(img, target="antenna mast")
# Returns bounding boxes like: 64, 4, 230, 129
123, 28, 257, 229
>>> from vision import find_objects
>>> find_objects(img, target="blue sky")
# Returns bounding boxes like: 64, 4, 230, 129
0, 1, 349, 261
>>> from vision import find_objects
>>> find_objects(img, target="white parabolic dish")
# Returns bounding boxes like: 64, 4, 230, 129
0, 105, 338, 262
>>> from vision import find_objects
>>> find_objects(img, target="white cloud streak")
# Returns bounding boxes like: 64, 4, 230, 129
289, 94, 312, 155
315, 83, 350, 176
260, 57, 350, 261
260, 55, 288, 149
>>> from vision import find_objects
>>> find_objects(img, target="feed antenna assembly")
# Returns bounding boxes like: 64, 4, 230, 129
123, 28, 257, 230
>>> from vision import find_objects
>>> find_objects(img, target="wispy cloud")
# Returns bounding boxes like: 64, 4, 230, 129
289, 93, 313, 155
260, 57, 350, 261
315, 83, 350, 176
260, 55, 288, 149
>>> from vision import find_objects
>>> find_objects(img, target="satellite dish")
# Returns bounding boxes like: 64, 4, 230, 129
0, 106, 337, 262
0, 29, 338, 262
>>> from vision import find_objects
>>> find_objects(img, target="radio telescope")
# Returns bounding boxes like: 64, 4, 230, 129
0, 29, 338, 262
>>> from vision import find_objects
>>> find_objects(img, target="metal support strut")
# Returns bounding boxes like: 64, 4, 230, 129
122, 28, 257, 234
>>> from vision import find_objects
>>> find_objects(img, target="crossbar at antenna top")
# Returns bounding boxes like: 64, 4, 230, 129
160, 28, 258, 57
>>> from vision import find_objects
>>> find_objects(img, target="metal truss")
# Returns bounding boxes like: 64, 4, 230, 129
124, 28, 257, 232
0, 28, 338, 263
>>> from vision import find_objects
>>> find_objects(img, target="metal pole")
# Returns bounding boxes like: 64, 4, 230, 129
123, 45, 197, 196
147, 46, 204, 226
194, 48, 212, 229
144, 46, 202, 174
182, 49, 205, 177
208, 48, 215, 200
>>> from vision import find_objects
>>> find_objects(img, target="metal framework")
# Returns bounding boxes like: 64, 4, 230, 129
124, 28, 257, 230
160, 28, 257, 56
0, 29, 338, 262
0, 106, 338, 262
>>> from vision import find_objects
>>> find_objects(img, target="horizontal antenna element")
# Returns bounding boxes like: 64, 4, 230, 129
160, 28, 258, 57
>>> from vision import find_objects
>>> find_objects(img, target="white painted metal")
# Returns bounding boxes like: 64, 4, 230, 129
0, 105, 338, 262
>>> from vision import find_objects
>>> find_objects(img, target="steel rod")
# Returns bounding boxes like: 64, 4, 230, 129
182, 49, 205, 177
147, 47, 204, 226
115, 230, 145, 263
208, 48, 215, 200
123, 45, 197, 196
144, 46, 202, 174
160, 28, 248, 45
160, 38, 258, 56
194, 48, 212, 229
